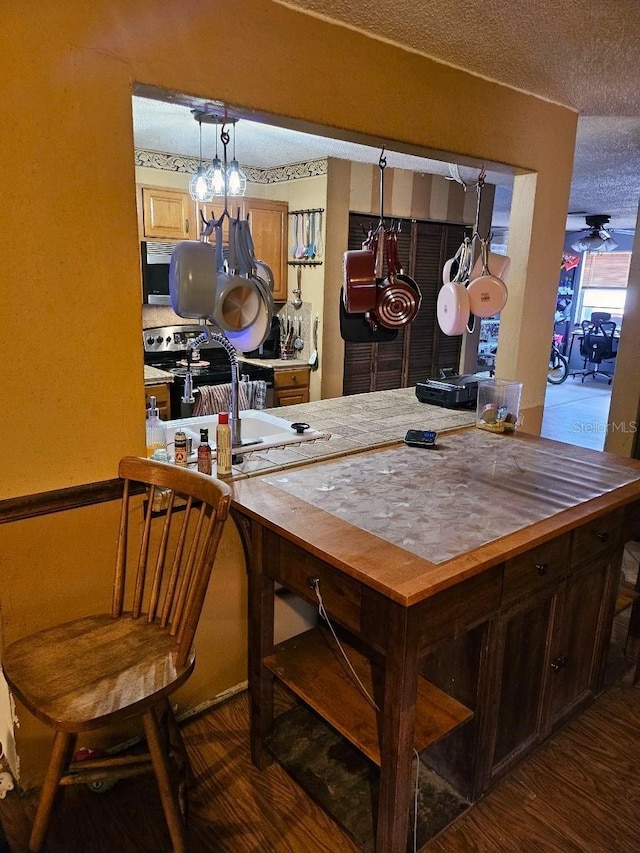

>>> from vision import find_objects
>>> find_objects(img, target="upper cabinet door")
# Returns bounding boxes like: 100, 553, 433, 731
140, 186, 194, 240
242, 198, 289, 302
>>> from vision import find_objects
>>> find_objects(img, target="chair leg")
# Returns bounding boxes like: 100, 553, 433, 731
142, 707, 189, 853
163, 698, 194, 790
29, 731, 76, 853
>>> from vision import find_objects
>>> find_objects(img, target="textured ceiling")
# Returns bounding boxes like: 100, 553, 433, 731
132, 0, 640, 233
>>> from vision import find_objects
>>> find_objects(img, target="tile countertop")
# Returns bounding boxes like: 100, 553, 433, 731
232, 428, 640, 604
227, 387, 477, 479
237, 355, 310, 370
259, 429, 640, 565
144, 365, 175, 384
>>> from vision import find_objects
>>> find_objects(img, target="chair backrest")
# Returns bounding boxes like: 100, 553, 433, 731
113, 457, 231, 667
590, 311, 611, 324
580, 319, 617, 364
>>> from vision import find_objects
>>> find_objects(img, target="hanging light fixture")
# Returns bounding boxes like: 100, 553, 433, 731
193, 111, 247, 198
188, 114, 213, 202
571, 215, 619, 253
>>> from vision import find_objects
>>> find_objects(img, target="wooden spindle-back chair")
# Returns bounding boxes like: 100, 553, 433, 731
2, 456, 232, 853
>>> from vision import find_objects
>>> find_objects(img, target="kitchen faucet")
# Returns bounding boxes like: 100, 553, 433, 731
180, 348, 196, 418
187, 327, 242, 447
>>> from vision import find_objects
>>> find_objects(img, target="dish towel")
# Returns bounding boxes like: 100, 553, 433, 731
193, 379, 267, 416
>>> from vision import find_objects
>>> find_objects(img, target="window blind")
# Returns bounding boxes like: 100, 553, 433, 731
580, 252, 632, 288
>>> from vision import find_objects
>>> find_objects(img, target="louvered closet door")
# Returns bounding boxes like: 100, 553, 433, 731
405, 222, 465, 386
343, 214, 408, 395
343, 215, 465, 395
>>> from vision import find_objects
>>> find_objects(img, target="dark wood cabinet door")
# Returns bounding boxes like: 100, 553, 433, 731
489, 590, 556, 780
544, 559, 610, 730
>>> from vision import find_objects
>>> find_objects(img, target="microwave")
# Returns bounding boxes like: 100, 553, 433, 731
141, 241, 173, 305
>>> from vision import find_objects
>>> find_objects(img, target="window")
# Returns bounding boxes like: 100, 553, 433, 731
576, 252, 632, 327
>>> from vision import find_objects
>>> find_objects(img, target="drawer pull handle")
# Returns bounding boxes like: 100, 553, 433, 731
550, 655, 568, 672
535, 563, 548, 576
596, 532, 609, 542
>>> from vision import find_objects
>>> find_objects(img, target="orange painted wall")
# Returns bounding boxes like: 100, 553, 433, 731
1, 0, 576, 499
1, 0, 578, 782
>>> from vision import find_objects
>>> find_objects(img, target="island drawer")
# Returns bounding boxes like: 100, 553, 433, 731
270, 539, 362, 634
570, 510, 624, 571
503, 534, 569, 605
416, 566, 503, 652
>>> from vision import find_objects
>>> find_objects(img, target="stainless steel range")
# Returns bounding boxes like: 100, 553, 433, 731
143, 325, 274, 418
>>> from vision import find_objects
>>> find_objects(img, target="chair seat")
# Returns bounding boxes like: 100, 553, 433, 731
3, 614, 195, 732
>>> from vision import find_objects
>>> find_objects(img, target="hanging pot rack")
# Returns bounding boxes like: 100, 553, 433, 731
195, 108, 244, 233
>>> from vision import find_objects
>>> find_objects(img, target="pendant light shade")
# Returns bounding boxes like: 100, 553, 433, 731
188, 116, 213, 202
571, 215, 618, 253
209, 156, 225, 194
226, 158, 247, 196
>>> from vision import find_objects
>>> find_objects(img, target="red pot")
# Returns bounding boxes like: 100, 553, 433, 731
343, 249, 377, 314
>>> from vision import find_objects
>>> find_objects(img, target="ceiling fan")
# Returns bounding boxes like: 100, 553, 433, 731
570, 214, 618, 253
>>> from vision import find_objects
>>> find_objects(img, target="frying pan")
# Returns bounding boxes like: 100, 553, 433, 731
375, 231, 422, 328
436, 237, 472, 336
339, 286, 398, 343
224, 288, 272, 352
211, 219, 262, 333
226, 219, 274, 352
467, 239, 508, 318
437, 280, 470, 336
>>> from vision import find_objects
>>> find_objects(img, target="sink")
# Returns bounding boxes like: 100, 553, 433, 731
163, 409, 326, 456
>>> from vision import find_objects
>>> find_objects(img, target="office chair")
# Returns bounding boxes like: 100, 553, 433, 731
2, 457, 232, 853
573, 316, 618, 384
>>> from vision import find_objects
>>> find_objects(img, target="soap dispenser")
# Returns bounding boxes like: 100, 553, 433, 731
145, 395, 167, 460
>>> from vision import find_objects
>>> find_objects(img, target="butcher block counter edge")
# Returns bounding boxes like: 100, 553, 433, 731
230, 430, 640, 608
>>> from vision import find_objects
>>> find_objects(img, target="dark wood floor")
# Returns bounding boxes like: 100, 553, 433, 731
1, 677, 639, 852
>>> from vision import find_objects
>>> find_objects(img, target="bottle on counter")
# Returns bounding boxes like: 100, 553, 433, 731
145, 395, 167, 460
216, 412, 232, 478
197, 428, 212, 475
174, 429, 189, 467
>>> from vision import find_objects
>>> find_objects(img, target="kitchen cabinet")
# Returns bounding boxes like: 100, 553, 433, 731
343, 215, 466, 395
242, 198, 289, 303
273, 366, 310, 406
138, 186, 194, 240
483, 513, 622, 788
145, 383, 171, 420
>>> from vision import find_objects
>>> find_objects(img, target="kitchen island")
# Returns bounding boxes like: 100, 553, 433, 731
230, 424, 640, 852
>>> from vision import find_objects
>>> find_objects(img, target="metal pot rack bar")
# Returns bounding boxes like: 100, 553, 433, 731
288, 207, 325, 216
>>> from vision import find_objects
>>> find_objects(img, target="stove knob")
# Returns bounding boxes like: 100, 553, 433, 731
146, 336, 154, 346
166, 336, 172, 343
156, 336, 164, 344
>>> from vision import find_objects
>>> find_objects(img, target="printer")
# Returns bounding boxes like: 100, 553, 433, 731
415, 372, 486, 408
